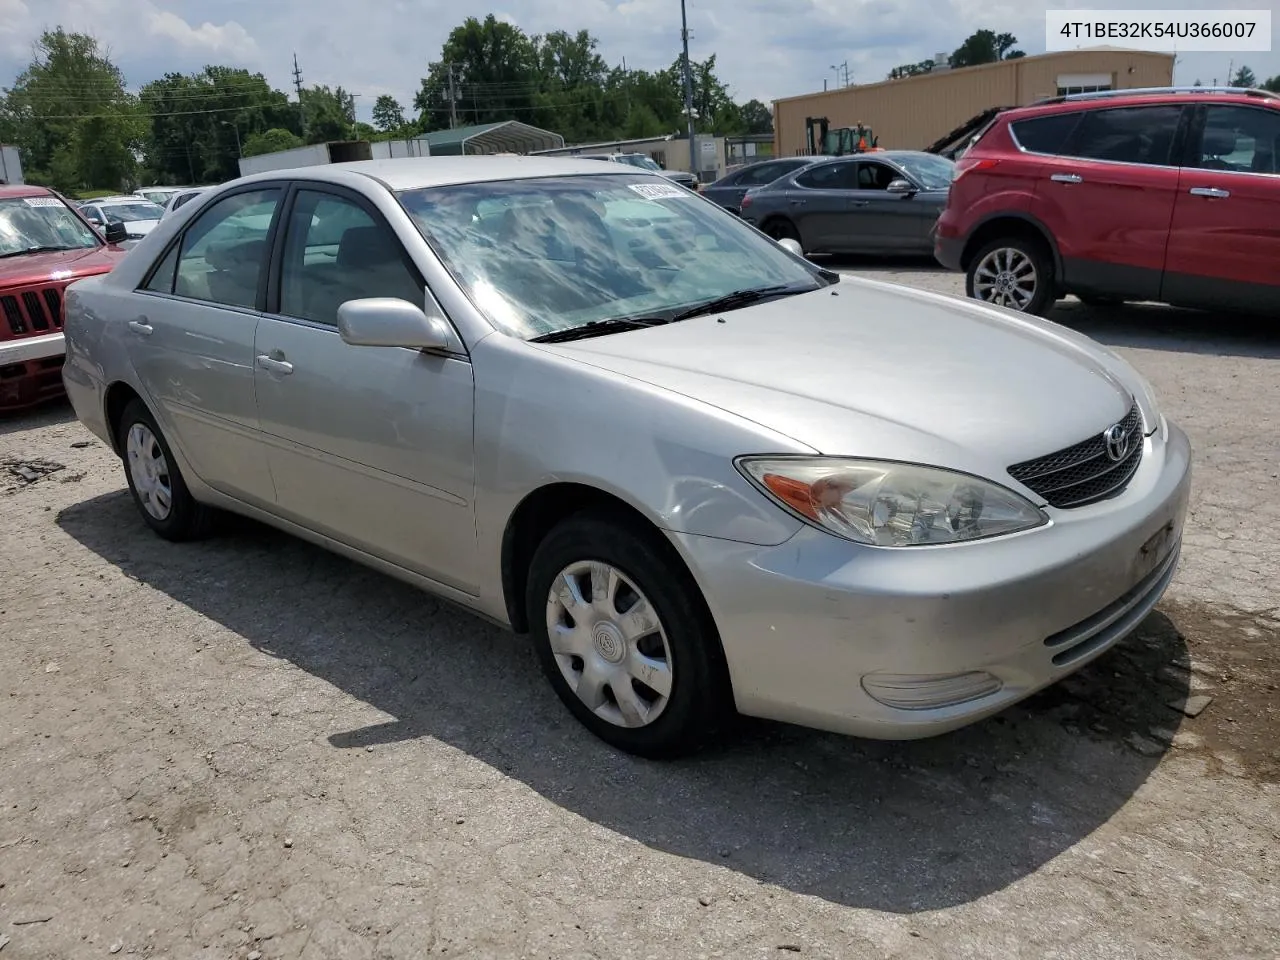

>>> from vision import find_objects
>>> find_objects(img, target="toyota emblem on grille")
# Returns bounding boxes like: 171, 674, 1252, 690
1103, 423, 1132, 462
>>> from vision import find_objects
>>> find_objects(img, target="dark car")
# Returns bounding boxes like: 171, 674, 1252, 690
701, 156, 833, 214
740, 150, 956, 255
934, 85, 1280, 317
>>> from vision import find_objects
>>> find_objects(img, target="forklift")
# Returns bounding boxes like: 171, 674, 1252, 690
804, 117, 881, 156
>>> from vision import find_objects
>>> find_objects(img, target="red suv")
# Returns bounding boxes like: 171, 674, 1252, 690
934, 86, 1280, 317
0, 185, 127, 412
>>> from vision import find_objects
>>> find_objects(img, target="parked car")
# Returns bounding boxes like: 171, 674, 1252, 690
740, 150, 956, 255
79, 196, 166, 246
934, 86, 1280, 316
62, 156, 1189, 758
701, 156, 832, 215
134, 186, 192, 208
0, 184, 127, 411
583, 152, 701, 191
158, 186, 212, 221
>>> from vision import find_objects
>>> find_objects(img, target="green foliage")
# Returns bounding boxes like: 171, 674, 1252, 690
372, 94, 406, 132
950, 30, 1023, 69
242, 127, 304, 158
889, 59, 935, 80
1, 29, 144, 193
302, 84, 356, 143
1229, 65, 1257, 88
1263, 75, 1280, 93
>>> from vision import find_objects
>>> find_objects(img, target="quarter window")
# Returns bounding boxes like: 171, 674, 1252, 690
279, 190, 423, 326
142, 244, 180, 294
1195, 105, 1280, 174
173, 189, 280, 309
1060, 105, 1184, 166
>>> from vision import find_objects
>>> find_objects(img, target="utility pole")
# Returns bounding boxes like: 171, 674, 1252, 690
831, 61, 850, 87
292, 53, 307, 140
680, 0, 696, 177
447, 63, 459, 130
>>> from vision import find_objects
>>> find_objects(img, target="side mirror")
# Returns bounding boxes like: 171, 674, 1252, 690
887, 178, 916, 195
103, 221, 128, 244
776, 237, 804, 257
337, 297, 451, 351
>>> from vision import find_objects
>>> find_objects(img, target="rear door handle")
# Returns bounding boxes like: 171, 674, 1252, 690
789, 198, 807, 206
852, 200, 869, 207
1050, 173, 1083, 184
1188, 186, 1230, 199
127, 320, 153, 336
256, 354, 294, 375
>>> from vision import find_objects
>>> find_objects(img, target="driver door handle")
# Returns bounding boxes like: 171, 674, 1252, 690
852, 200, 869, 207
256, 354, 294, 375
1050, 173, 1083, 184
1189, 186, 1230, 199
789, 198, 807, 206
127, 320, 153, 336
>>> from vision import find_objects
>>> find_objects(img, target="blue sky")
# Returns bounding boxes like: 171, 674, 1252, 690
1, 0, 1276, 122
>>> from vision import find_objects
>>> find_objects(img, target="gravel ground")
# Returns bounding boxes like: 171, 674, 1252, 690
1, 265, 1277, 960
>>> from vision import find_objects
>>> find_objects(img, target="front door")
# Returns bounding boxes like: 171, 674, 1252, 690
1163, 102, 1280, 315
789, 159, 861, 252
252, 184, 479, 592
846, 159, 921, 252
1033, 103, 1188, 300
127, 186, 281, 507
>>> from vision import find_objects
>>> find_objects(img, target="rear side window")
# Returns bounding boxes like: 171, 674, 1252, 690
796, 161, 859, 189
1061, 105, 1184, 166
1010, 112, 1083, 154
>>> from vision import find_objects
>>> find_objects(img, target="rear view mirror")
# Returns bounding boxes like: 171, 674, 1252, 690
777, 237, 804, 257
887, 179, 916, 195
337, 297, 451, 351
103, 221, 128, 244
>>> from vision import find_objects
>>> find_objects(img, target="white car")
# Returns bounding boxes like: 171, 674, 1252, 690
134, 186, 191, 208
158, 187, 212, 221
79, 196, 166, 245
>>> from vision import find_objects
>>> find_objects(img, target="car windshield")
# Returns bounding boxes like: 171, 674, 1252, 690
0, 196, 99, 256
139, 191, 175, 205
616, 155, 662, 171
398, 174, 826, 340
101, 202, 163, 224
894, 154, 957, 190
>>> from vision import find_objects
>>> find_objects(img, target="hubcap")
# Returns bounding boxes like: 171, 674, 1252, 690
545, 560, 674, 729
974, 247, 1037, 311
125, 423, 173, 521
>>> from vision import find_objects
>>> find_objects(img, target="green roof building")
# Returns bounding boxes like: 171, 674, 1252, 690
416, 121, 565, 156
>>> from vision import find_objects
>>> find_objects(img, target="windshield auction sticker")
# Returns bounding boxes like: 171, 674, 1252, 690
23, 197, 65, 207
628, 182, 688, 200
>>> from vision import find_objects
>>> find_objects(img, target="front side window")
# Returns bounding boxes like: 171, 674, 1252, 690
891, 153, 957, 189
1061, 105, 1185, 166
856, 162, 899, 190
397, 173, 827, 340
101, 202, 164, 224
0, 196, 100, 257
1196, 105, 1280, 174
737, 162, 788, 186
171, 189, 280, 308
279, 190, 423, 326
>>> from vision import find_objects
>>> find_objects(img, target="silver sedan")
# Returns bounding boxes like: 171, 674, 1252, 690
61, 156, 1190, 758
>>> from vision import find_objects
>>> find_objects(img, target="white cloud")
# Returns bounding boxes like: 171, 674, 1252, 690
0, 0, 1275, 125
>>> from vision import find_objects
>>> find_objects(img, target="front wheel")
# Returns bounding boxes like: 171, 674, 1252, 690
966, 237, 1056, 316
525, 513, 730, 758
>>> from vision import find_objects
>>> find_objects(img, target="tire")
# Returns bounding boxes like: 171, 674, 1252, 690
965, 236, 1057, 317
763, 217, 802, 246
525, 511, 731, 758
116, 398, 216, 541
1076, 293, 1126, 307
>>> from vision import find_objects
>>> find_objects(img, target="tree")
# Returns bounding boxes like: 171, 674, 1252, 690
301, 85, 356, 143
141, 66, 296, 184
414, 15, 539, 131
0, 28, 143, 192
1263, 75, 1280, 93
242, 127, 304, 157
950, 30, 1024, 69
1230, 65, 1257, 88
372, 94, 406, 132
531, 30, 609, 143
889, 59, 935, 79
738, 99, 773, 135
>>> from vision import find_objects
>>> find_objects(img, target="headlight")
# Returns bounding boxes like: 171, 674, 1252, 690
737, 457, 1048, 547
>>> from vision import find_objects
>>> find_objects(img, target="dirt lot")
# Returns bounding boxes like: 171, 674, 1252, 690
2, 267, 1277, 959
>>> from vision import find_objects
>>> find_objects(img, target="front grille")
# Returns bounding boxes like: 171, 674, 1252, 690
1, 284, 68, 338
1008, 403, 1144, 508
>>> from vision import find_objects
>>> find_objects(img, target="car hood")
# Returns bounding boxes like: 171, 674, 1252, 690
544, 278, 1138, 477
0, 246, 123, 288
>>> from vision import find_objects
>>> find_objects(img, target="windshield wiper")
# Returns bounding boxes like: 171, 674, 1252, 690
529, 316, 670, 344
667, 282, 817, 322
0, 245, 80, 258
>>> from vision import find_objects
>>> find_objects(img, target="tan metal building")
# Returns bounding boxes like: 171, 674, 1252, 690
772, 47, 1175, 155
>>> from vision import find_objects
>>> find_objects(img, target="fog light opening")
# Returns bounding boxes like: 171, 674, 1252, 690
862, 671, 1003, 710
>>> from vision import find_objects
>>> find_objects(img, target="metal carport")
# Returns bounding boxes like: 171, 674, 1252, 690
417, 121, 565, 156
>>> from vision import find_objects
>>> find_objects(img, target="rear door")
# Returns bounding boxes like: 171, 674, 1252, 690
1032, 103, 1188, 299
715, 160, 807, 213
1162, 102, 1280, 314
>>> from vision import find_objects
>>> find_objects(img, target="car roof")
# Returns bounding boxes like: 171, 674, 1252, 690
95, 195, 156, 204
1001, 86, 1280, 122
236, 156, 644, 192
0, 184, 55, 200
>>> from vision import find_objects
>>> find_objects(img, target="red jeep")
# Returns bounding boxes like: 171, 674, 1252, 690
0, 185, 128, 412
934, 86, 1280, 317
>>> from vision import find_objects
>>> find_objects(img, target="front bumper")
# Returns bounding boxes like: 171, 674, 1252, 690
671, 420, 1192, 740
0, 333, 67, 412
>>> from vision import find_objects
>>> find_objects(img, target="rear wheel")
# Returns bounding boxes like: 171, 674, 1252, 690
763, 217, 802, 246
966, 237, 1056, 317
525, 512, 730, 758
116, 398, 215, 541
